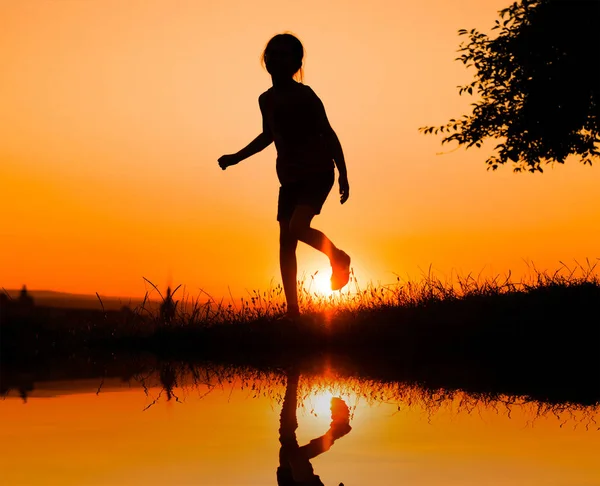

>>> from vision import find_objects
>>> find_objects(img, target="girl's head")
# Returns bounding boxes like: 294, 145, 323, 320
262, 33, 304, 82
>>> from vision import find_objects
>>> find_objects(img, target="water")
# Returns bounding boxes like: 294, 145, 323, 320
1, 363, 599, 486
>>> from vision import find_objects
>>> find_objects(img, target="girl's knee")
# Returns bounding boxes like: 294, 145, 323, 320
288, 219, 309, 240
279, 230, 298, 250
289, 206, 315, 240
280, 239, 298, 253
279, 220, 294, 242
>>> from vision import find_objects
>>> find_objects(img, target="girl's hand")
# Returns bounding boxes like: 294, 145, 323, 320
218, 154, 241, 170
339, 175, 350, 204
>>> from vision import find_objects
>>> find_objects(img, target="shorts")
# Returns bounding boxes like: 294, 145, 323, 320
277, 171, 335, 222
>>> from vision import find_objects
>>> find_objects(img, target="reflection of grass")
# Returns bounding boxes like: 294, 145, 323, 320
133, 360, 600, 429
6, 354, 596, 428
2, 262, 600, 406
140, 360, 600, 421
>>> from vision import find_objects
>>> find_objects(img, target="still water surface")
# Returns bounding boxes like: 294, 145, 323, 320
1, 366, 599, 486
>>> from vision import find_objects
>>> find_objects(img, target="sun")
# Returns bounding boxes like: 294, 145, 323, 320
310, 269, 334, 297
309, 391, 333, 417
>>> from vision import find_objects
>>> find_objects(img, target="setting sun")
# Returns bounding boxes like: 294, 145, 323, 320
309, 270, 335, 298
308, 390, 334, 417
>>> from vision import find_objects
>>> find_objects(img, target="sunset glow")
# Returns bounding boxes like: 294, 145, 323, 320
2, 3, 598, 482
1, 0, 599, 300
310, 269, 335, 298
1, 381, 598, 486
309, 390, 335, 417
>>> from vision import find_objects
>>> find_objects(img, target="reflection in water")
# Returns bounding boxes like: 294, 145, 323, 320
2, 355, 600, 426
1, 359, 600, 485
153, 363, 354, 484
278, 369, 351, 486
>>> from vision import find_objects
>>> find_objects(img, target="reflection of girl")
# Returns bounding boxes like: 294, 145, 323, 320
219, 33, 351, 319
277, 371, 352, 486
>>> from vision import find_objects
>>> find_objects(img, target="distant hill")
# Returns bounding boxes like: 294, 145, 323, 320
0, 289, 154, 311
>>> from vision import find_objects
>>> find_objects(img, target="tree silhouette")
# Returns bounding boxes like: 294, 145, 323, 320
420, 0, 600, 172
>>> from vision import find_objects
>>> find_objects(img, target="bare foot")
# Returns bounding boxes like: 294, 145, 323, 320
277, 306, 301, 322
331, 250, 351, 291
330, 397, 352, 438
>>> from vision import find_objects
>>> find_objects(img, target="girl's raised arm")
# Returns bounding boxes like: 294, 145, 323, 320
218, 95, 273, 170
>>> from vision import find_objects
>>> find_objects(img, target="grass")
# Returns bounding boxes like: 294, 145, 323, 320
2, 261, 599, 406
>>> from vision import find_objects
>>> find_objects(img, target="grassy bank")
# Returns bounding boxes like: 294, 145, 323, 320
2, 265, 599, 406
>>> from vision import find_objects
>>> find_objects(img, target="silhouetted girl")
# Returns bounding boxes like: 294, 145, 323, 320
218, 32, 351, 319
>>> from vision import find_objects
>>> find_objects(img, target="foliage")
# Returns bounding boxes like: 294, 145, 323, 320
420, 0, 600, 172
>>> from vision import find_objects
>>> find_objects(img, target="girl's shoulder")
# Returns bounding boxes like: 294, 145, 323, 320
259, 83, 319, 105
258, 88, 273, 108
298, 83, 317, 94
299, 84, 322, 101
259, 88, 273, 99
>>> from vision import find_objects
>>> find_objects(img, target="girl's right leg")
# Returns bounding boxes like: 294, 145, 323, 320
279, 220, 300, 315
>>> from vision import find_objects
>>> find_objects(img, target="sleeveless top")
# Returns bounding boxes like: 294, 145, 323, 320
260, 83, 335, 185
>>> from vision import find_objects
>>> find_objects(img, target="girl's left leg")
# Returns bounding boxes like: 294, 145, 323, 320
279, 220, 300, 315
288, 205, 337, 259
289, 205, 351, 290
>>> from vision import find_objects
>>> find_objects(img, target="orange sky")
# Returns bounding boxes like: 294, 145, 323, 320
1, 0, 599, 299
